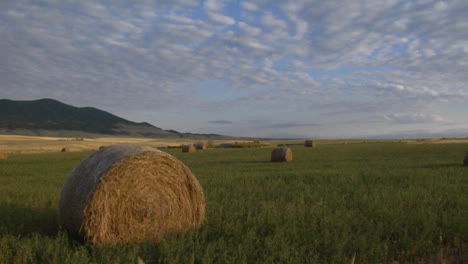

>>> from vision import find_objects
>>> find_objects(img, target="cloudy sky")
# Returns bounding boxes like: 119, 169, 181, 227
1, 0, 467, 138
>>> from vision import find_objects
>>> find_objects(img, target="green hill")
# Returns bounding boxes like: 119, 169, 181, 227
0, 98, 222, 138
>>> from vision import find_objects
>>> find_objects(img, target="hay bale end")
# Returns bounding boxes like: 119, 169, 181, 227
271, 148, 293, 162
195, 142, 207, 150
58, 145, 205, 245
182, 145, 196, 153
305, 140, 316, 147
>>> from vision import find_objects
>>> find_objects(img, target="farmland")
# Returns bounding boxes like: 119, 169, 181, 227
0, 139, 467, 263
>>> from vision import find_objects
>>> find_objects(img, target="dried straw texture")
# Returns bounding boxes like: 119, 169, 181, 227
0, 152, 7, 160
59, 145, 205, 245
305, 140, 316, 147
182, 145, 196, 153
62, 147, 71, 152
195, 142, 207, 150
271, 148, 293, 162
464, 151, 468, 166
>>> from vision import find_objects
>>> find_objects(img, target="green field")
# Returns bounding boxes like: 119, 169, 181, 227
0, 142, 467, 263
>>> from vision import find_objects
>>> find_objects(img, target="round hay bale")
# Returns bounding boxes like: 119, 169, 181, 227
195, 142, 207, 150
304, 140, 316, 147
58, 145, 205, 245
464, 151, 468, 166
61, 147, 71, 152
271, 148, 293, 162
0, 152, 7, 160
182, 145, 196, 153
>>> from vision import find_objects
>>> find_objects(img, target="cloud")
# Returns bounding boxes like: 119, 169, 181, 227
261, 13, 288, 32
241, 2, 259, 12
382, 113, 448, 125
265, 122, 320, 129
0, 0, 467, 137
283, 1, 309, 40
238, 22, 262, 35
204, 0, 223, 11
208, 120, 233, 125
207, 12, 235, 25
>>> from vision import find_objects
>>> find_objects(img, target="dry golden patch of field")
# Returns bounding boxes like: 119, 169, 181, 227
405, 137, 468, 144
0, 135, 220, 154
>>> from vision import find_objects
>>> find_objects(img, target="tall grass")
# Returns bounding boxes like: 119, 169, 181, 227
0, 143, 466, 263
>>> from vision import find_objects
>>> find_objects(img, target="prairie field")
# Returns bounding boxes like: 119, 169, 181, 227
0, 139, 467, 263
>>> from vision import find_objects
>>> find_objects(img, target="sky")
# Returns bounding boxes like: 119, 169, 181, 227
1, 0, 467, 138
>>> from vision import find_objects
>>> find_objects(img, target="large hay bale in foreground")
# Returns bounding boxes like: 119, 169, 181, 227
0, 152, 7, 160
305, 140, 316, 147
59, 145, 205, 245
271, 148, 293, 162
182, 144, 196, 152
61, 147, 71, 152
195, 142, 207, 150
464, 151, 468, 166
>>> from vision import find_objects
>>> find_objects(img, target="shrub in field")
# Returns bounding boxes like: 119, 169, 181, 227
58, 145, 205, 245
218, 142, 234, 148
166, 145, 182, 149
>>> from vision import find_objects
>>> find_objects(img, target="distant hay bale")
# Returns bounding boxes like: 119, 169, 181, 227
182, 145, 196, 153
61, 148, 71, 152
271, 148, 293, 162
304, 140, 316, 147
58, 145, 205, 245
0, 153, 7, 160
195, 142, 207, 150
464, 151, 468, 166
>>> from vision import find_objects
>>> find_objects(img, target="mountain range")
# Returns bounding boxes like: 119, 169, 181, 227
0, 98, 224, 139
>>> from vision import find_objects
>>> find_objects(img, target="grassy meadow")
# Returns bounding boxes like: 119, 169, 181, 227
0, 140, 467, 263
